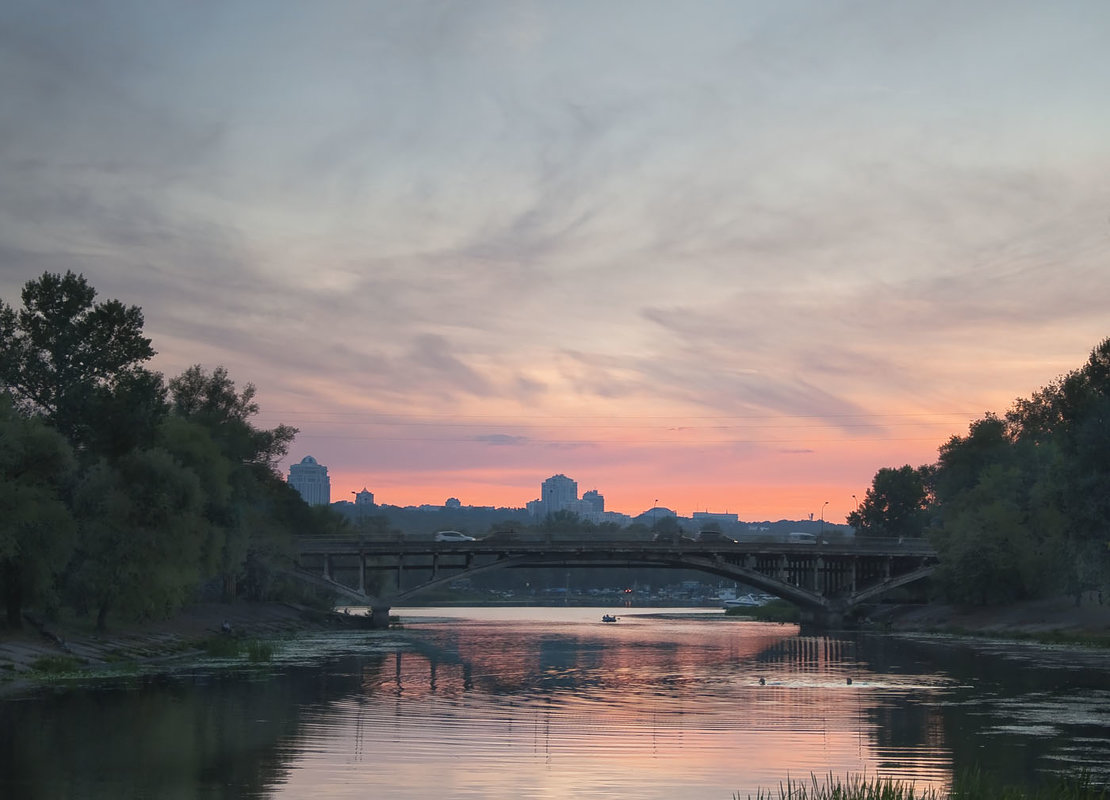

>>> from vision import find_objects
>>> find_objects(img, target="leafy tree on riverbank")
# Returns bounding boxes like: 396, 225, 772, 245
1, 272, 316, 628
0, 271, 160, 455
861, 337, 1110, 605
0, 395, 77, 628
165, 365, 299, 600
846, 465, 930, 539
72, 448, 207, 629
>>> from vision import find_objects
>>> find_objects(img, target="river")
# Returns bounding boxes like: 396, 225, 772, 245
2, 606, 1108, 799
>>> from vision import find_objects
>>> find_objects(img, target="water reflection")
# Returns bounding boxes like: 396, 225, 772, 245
269, 612, 957, 799
2, 609, 1108, 799
1, 660, 380, 799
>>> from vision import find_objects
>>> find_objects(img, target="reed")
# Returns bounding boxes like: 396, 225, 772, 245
738, 773, 938, 800
29, 654, 85, 674
199, 634, 242, 658
245, 639, 274, 662
735, 771, 1109, 800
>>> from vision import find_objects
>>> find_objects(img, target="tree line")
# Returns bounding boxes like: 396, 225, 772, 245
5, 271, 1106, 622
0, 271, 336, 630
848, 337, 1110, 606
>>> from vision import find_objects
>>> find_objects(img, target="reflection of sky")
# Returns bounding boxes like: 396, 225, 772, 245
274, 615, 953, 798
4, 2, 1109, 518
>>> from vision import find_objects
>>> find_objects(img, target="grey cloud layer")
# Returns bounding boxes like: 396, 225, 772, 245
2, 0, 1108, 442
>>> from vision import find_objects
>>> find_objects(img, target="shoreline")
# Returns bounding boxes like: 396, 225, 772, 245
5, 595, 1109, 697
876, 593, 1110, 638
0, 601, 370, 697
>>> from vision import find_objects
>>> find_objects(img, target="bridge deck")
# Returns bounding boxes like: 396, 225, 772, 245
297, 536, 936, 558
293, 535, 937, 627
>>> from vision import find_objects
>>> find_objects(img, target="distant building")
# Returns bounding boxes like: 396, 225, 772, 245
526, 475, 625, 524
581, 490, 604, 515
693, 511, 738, 525
353, 488, 375, 506
445, 497, 461, 509
540, 473, 578, 516
288, 456, 330, 506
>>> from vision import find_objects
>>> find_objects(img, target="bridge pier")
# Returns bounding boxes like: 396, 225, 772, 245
369, 605, 392, 629
799, 606, 847, 629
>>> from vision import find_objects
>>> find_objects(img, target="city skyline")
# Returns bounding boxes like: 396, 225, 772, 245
3, 2, 1108, 523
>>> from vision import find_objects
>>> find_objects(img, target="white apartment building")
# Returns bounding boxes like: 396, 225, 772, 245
288, 455, 331, 506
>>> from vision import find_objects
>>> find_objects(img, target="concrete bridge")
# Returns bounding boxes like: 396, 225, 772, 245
293, 535, 938, 628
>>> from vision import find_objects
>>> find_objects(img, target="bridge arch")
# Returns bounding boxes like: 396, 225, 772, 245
294, 538, 937, 628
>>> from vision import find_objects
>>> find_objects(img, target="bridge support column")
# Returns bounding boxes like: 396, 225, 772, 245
800, 606, 846, 629
369, 605, 392, 629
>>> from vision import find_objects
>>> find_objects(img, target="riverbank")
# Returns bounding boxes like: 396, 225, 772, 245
877, 594, 1110, 641
6, 594, 1109, 697
0, 602, 371, 696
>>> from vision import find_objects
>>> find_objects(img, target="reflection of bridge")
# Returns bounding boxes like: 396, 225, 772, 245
294, 537, 938, 628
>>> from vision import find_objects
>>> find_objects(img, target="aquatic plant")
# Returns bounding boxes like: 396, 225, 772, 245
739, 772, 938, 800
29, 654, 85, 674
735, 771, 1109, 800
199, 635, 242, 658
245, 639, 273, 662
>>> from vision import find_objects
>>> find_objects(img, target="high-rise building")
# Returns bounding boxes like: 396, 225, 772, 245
540, 473, 578, 515
581, 490, 604, 515
288, 455, 330, 506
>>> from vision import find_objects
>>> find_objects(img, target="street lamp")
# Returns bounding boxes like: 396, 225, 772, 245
820, 500, 829, 535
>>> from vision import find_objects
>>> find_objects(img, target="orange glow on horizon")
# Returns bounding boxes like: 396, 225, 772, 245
275, 397, 974, 522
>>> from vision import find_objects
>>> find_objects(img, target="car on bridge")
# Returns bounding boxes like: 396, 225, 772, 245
434, 530, 476, 543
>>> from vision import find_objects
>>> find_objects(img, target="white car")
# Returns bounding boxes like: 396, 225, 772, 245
434, 530, 475, 543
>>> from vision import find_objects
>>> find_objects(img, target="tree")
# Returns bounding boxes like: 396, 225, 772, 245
0, 272, 157, 451
931, 465, 1052, 605
167, 365, 296, 468
72, 448, 206, 629
539, 510, 592, 537
0, 395, 77, 627
156, 415, 237, 594
653, 515, 682, 536
931, 414, 1013, 505
847, 465, 929, 538
165, 365, 299, 600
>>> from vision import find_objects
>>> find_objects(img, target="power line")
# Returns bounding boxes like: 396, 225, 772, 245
288, 432, 952, 444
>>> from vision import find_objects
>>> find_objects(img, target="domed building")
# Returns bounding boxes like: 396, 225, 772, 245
287, 455, 331, 506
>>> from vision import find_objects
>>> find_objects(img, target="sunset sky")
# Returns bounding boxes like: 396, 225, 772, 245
2, 1, 1108, 522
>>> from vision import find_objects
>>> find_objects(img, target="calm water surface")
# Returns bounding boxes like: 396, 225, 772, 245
2, 606, 1109, 799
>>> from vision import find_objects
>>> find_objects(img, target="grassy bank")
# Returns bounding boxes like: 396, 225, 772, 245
914, 626, 1110, 649
725, 600, 802, 623
0, 601, 374, 695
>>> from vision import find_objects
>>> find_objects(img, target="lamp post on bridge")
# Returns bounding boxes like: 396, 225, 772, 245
820, 500, 829, 536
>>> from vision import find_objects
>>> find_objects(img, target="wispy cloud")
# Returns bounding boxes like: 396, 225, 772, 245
2, 0, 1108, 517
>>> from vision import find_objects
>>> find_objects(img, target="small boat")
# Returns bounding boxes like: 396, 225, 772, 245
723, 593, 765, 609
601, 614, 618, 623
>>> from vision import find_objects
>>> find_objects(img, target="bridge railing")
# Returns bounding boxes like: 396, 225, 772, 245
295, 535, 936, 557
